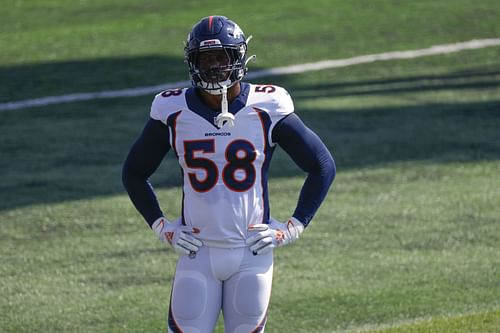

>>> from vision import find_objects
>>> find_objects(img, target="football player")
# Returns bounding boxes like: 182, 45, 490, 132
122, 15, 336, 333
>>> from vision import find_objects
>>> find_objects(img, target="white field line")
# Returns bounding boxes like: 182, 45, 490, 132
333, 307, 500, 333
1, 38, 500, 112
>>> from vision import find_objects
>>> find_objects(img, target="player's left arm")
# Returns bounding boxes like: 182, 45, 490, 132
273, 113, 336, 225
246, 113, 336, 254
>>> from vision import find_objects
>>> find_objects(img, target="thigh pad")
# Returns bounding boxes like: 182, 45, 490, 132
172, 271, 207, 320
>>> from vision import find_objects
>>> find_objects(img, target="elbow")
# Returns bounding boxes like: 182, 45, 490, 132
122, 163, 130, 189
122, 160, 150, 192
316, 148, 336, 185
122, 160, 137, 190
307, 150, 336, 185
323, 154, 336, 185
329, 158, 336, 184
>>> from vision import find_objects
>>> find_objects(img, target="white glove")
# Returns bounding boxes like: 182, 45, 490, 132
151, 217, 203, 256
245, 217, 305, 255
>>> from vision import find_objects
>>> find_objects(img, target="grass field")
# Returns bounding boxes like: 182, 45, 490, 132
1, 1, 500, 332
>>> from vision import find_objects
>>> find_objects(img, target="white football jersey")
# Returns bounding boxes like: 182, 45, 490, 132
150, 83, 294, 248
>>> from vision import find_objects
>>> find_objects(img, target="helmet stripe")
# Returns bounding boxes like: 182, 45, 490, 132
208, 16, 213, 32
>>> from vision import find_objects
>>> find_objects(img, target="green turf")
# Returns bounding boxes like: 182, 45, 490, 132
1, 1, 500, 332
2, 0, 500, 102
364, 310, 500, 333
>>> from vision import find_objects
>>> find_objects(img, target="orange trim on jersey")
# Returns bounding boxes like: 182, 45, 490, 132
254, 107, 272, 224
167, 110, 182, 158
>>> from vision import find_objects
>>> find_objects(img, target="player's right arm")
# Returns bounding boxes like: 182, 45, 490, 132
122, 89, 185, 226
122, 118, 170, 227
123, 91, 203, 254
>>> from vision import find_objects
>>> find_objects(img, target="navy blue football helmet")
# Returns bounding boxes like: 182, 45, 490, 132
185, 16, 253, 94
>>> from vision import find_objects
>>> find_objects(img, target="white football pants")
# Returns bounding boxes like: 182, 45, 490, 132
167, 246, 273, 333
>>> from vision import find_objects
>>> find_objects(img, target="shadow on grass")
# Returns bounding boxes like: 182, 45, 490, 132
289, 68, 500, 99
0, 55, 187, 103
1, 60, 499, 211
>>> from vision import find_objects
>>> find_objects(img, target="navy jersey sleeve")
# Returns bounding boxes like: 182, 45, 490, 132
272, 113, 336, 226
122, 118, 171, 227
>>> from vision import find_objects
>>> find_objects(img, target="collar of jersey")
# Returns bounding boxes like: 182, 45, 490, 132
185, 82, 250, 128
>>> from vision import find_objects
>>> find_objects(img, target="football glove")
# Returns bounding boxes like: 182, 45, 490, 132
151, 217, 203, 256
245, 217, 305, 255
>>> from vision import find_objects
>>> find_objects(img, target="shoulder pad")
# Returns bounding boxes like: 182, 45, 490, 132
150, 88, 187, 124
249, 84, 294, 117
